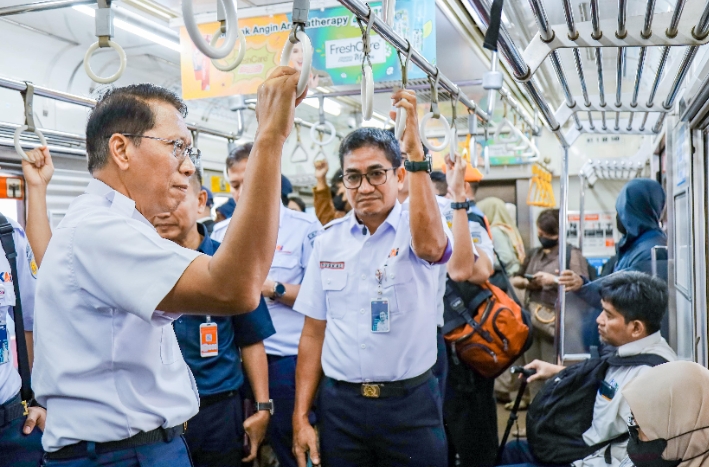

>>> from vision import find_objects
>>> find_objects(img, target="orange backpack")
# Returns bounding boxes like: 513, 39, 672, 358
442, 280, 533, 379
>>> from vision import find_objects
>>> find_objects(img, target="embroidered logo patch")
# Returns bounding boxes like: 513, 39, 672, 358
0, 272, 12, 283
388, 248, 399, 258
320, 261, 345, 270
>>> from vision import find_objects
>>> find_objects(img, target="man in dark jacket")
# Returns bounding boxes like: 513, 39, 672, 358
560, 178, 668, 344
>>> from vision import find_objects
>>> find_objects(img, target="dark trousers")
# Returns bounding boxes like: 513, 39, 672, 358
498, 440, 569, 467
184, 392, 243, 467
318, 375, 447, 467
41, 435, 192, 467
444, 349, 498, 467
433, 328, 449, 403
267, 354, 298, 467
1, 394, 43, 467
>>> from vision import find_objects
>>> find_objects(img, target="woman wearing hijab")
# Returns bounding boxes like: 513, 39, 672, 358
478, 197, 526, 276
621, 361, 709, 467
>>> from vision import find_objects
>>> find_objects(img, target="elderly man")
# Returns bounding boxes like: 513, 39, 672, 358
32, 68, 305, 467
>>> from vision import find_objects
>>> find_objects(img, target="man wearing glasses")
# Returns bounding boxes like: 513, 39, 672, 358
33, 72, 304, 467
292, 90, 452, 467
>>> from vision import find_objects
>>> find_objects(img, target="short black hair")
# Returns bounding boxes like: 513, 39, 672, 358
226, 142, 252, 171
537, 209, 560, 236
429, 171, 447, 197
600, 271, 668, 335
288, 196, 306, 212
338, 128, 401, 169
86, 84, 187, 174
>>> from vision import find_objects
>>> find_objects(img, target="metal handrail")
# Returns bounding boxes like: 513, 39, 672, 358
631, 47, 647, 107
617, 0, 627, 38
615, 47, 625, 108
595, 48, 605, 108
0, 0, 92, 16
641, 0, 658, 38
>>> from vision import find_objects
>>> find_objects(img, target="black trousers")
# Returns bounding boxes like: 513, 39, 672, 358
184, 392, 243, 467
444, 349, 499, 467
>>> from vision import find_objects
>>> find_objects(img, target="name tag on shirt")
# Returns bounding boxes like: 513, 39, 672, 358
599, 379, 618, 401
0, 324, 8, 365
371, 298, 390, 333
200, 322, 218, 358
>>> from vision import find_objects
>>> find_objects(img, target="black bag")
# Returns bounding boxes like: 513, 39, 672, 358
526, 351, 668, 465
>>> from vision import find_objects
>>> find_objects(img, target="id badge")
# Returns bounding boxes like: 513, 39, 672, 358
199, 322, 218, 358
371, 298, 390, 333
0, 324, 8, 365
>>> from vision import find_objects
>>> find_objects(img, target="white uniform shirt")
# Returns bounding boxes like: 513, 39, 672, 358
32, 180, 202, 452
0, 220, 37, 405
294, 202, 453, 383
264, 205, 322, 356
210, 218, 230, 243
574, 332, 677, 467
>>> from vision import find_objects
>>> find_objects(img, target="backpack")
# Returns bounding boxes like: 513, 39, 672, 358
526, 351, 669, 465
442, 279, 533, 379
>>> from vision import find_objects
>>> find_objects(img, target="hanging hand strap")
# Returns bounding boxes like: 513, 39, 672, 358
0, 214, 32, 402
483, 0, 505, 51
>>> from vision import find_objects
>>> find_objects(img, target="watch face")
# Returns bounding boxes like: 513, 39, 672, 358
275, 283, 286, 296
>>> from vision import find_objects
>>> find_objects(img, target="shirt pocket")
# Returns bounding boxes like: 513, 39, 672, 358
160, 326, 178, 365
383, 261, 414, 315
321, 270, 348, 319
271, 254, 300, 280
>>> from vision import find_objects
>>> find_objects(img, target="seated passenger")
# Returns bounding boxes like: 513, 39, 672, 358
151, 171, 275, 467
621, 361, 709, 467
292, 90, 452, 467
499, 271, 677, 467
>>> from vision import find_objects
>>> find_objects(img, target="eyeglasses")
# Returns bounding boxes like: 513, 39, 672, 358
341, 168, 397, 189
119, 134, 201, 166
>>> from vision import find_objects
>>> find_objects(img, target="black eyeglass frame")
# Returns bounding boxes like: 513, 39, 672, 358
340, 167, 398, 189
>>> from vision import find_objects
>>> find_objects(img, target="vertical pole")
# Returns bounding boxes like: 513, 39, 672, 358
579, 174, 586, 255
557, 146, 570, 365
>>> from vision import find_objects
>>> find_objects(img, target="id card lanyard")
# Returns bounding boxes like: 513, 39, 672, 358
200, 315, 218, 358
371, 256, 391, 333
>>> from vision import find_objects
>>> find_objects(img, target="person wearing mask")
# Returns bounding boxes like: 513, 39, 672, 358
0, 148, 46, 467
33, 70, 305, 466
500, 271, 677, 467
478, 197, 526, 277
621, 361, 709, 467
312, 158, 350, 225
292, 92, 452, 467
151, 171, 275, 466
510, 209, 589, 400
225, 142, 323, 467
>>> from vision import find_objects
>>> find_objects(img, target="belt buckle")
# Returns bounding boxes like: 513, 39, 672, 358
361, 384, 380, 398
21, 400, 28, 416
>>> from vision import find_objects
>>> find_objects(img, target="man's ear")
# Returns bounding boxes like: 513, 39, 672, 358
630, 319, 647, 339
108, 134, 131, 171
197, 190, 208, 216
396, 166, 407, 190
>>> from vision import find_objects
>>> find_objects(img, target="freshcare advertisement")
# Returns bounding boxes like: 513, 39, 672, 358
179, 0, 436, 100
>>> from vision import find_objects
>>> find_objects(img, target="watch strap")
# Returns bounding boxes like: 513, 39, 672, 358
256, 399, 274, 415
451, 201, 471, 210
404, 158, 432, 173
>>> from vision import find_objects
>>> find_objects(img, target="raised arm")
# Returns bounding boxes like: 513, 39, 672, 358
21, 147, 54, 266
446, 153, 476, 281
159, 67, 307, 315
392, 90, 447, 262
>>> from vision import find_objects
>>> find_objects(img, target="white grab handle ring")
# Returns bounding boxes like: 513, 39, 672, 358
449, 124, 458, 161
14, 126, 47, 162
280, 29, 312, 97
210, 24, 247, 72
394, 107, 406, 140
419, 112, 450, 152
310, 121, 336, 146
83, 41, 127, 84
183, 0, 238, 60
361, 64, 374, 121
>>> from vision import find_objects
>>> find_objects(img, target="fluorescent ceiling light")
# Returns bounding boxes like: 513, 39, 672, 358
303, 97, 341, 116
73, 5, 181, 52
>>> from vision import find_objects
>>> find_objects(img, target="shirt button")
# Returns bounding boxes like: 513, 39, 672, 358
360, 309, 365, 314
360, 344, 366, 349
361, 274, 366, 280
327, 279, 331, 284
390, 273, 396, 279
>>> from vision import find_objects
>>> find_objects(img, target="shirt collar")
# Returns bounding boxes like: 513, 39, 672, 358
617, 331, 663, 357
348, 201, 402, 236
85, 179, 153, 229
196, 223, 216, 255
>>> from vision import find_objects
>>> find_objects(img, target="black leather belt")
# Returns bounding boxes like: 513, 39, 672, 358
0, 394, 27, 426
200, 390, 236, 409
328, 369, 433, 399
45, 425, 185, 460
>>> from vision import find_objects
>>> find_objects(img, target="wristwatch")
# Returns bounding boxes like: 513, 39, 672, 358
272, 282, 286, 299
450, 200, 470, 210
404, 157, 432, 173
256, 399, 274, 415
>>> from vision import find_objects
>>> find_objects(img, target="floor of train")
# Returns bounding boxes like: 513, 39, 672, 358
496, 400, 528, 441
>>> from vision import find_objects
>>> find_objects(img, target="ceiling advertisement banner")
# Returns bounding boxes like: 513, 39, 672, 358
180, 0, 436, 100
